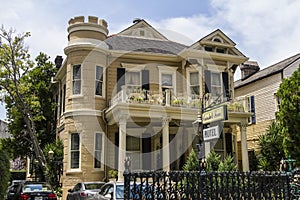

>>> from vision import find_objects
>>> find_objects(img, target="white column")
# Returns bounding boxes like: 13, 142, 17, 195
240, 121, 249, 171
118, 115, 127, 181
162, 117, 170, 171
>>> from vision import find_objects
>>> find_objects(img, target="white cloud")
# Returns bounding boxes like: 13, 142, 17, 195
148, 0, 300, 80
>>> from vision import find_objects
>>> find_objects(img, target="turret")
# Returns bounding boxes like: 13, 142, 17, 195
67, 16, 108, 42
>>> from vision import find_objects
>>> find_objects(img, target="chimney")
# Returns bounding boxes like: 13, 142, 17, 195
240, 61, 260, 80
55, 56, 63, 69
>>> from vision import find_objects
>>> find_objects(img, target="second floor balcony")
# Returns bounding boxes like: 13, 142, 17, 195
110, 87, 252, 114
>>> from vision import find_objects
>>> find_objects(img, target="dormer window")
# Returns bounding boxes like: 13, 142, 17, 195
213, 37, 223, 43
205, 46, 213, 52
140, 30, 145, 36
216, 48, 226, 54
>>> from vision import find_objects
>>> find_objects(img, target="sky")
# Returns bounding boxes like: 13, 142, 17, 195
1, 0, 300, 120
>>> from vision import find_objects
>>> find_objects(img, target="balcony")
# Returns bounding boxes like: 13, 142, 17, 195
110, 87, 251, 114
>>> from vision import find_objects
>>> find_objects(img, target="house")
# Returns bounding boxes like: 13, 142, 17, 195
234, 53, 300, 157
53, 16, 252, 198
0, 119, 9, 138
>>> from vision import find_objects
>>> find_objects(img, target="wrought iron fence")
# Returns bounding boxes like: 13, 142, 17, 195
124, 169, 300, 200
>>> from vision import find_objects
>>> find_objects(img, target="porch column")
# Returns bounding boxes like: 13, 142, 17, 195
240, 121, 249, 171
118, 115, 128, 181
162, 117, 170, 171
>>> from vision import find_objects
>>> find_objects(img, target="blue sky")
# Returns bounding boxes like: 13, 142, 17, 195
1, 0, 300, 120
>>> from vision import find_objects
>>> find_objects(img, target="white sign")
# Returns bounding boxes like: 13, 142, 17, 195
203, 105, 228, 124
203, 126, 219, 141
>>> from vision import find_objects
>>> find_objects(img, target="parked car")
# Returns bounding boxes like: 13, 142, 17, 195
67, 182, 106, 200
13, 181, 57, 200
6, 180, 26, 200
94, 182, 152, 200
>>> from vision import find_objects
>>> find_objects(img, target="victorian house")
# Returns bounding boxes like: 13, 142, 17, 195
53, 16, 252, 198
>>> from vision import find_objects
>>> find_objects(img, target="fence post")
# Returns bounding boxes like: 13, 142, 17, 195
123, 157, 131, 200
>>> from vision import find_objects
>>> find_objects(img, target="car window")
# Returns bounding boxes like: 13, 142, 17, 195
23, 184, 52, 192
74, 184, 82, 191
84, 183, 104, 190
116, 185, 124, 199
100, 184, 113, 196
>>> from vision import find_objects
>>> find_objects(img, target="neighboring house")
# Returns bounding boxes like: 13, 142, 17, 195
0, 119, 9, 138
53, 16, 252, 199
234, 53, 300, 155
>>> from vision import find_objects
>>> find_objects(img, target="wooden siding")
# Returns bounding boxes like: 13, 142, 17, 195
235, 73, 282, 123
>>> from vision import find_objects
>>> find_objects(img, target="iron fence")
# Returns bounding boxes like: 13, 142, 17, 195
124, 169, 300, 200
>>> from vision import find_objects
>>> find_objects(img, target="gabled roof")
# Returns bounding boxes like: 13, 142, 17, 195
118, 19, 168, 40
105, 35, 187, 55
189, 29, 245, 57
234, 53, 300, 88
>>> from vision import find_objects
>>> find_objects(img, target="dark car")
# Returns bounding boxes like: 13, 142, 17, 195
6, 180, 26, 200
13, 181, 57, 200
67, 182, 105, 200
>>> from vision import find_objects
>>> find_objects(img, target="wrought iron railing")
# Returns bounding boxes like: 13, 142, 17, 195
110, 88, 250, 113
124, 169, 300, 200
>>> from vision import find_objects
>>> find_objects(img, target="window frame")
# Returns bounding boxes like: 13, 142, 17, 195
210, 71, 222, 98
69, 132, 81, 170
126, 70, 142, 93
72, 64, 82, 95
187, 69, 201, 99
158, 66, 177, 94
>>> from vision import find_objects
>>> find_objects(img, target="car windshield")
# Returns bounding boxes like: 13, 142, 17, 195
84, 183, 104, 190
23, 184, 52, 192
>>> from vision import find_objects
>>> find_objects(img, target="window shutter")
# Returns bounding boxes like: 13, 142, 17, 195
250, 95, 256, 124
117, 68, 125, 92
141, 70, 149, 90
204, 70, 211, 94
222, 72, 229, 99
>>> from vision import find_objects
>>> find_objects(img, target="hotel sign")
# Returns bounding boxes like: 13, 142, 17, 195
203, 125, 219, 141
203, 105, 228, 124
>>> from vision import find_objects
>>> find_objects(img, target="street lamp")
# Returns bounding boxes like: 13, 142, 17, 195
48, 150, 54, 161
48, 150, 63, 188
193, 102, 206, 171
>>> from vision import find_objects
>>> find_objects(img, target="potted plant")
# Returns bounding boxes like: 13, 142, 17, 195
108, 169, 118, 181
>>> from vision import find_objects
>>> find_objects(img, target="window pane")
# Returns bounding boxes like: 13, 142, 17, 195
190, 72, 199, 85
162, 74, 172, 86
95, 133, 102, 150
96, 66, 103, 81
126, 136, 140, 151
73, 65, 81, 79
211, 73, 221, 86
73, 80, 81, 94
71, 133, 79, 150
126, 72, 140, 85
191, 86, 200, 95
95, 81, 102, 96
71, 151, 79, 168
94, 150, 101, 168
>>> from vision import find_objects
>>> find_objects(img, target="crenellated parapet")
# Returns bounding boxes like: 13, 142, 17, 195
67, 16, 108, 42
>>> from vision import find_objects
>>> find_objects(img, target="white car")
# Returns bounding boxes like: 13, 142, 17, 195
95, 182, 149, 200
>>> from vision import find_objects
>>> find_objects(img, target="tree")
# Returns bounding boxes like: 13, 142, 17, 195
0, 143, 10, 200
276, 65, 300, 165
43, 140, 63, 192
183, 149, 200, 171
257, 121, 284, 171
0, 27, 57, 181
205, 150, 221, 172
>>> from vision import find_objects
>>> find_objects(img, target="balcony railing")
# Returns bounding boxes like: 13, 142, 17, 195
110, 88, 250, 113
